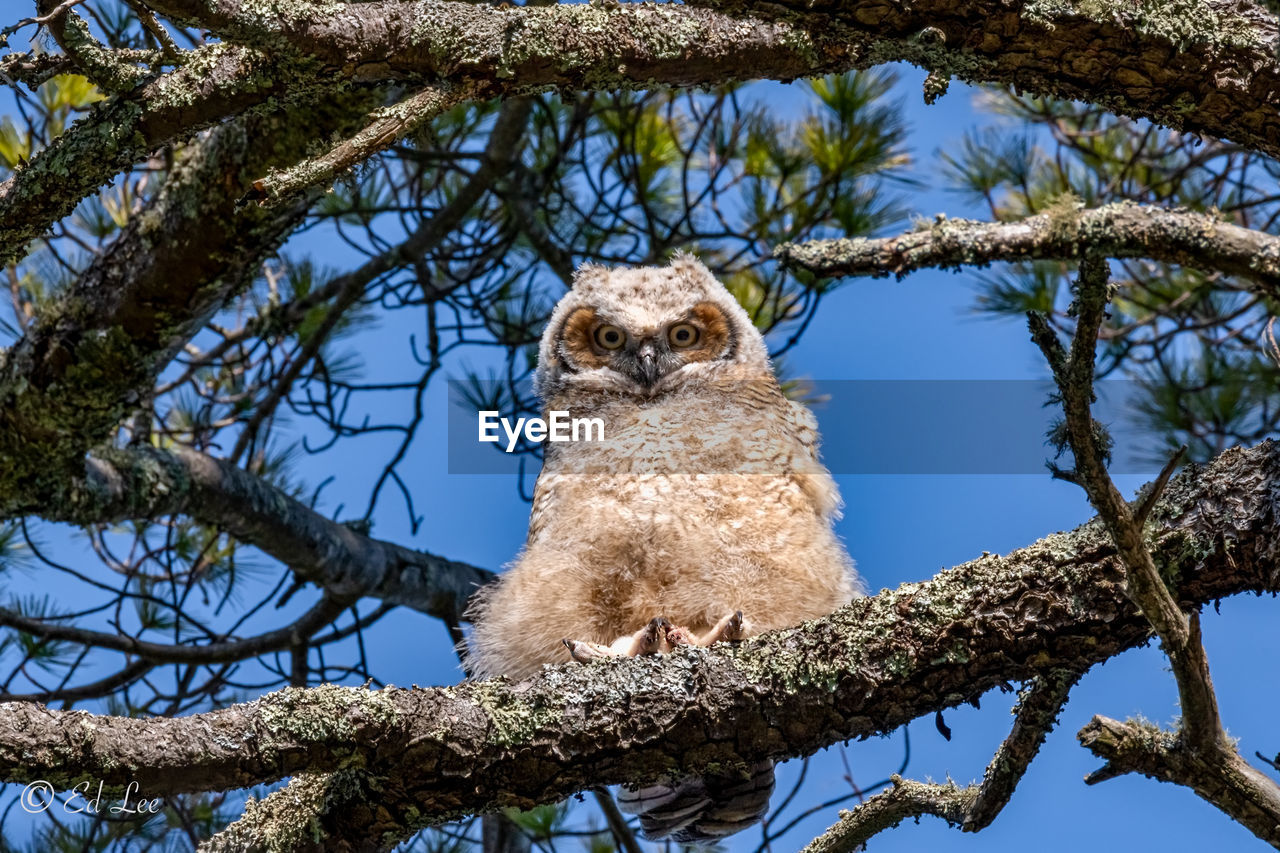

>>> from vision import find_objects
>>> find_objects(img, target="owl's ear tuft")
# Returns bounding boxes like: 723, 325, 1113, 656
572, 262, 610, 290
669, 250, 712, 276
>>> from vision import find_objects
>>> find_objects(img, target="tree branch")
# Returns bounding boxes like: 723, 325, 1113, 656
0, 88, 383, 516
802, 667, 1080, 852
134, 0, 1280, 167
1078, 716, 1280, 848
245, 82, 478, 206
775, 201, 1280, 302
0, 42, 317, 267
0, 438, 1275, 849
0, 593, 349, 665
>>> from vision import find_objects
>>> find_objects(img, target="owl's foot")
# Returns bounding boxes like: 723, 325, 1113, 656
667, 610, 746, 648
564, 616, 672, 663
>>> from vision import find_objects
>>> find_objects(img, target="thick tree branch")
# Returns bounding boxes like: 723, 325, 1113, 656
775, 201, 1280, 301
0, 439, 1276, 849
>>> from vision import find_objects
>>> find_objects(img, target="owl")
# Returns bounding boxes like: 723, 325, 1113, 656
465, 253, 860, 842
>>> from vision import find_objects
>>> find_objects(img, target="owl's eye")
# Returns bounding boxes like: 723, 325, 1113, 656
594, 324, 626, 350
668, 323, 699, 348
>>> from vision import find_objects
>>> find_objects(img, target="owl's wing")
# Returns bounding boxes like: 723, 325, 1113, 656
784, 398, 822, 463
782, 396, 845, 518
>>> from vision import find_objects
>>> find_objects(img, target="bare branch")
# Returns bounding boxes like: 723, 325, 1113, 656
1134, 446, 1188, 528
802, 667, 1080, 851
1078, 716, 1280, 847
801, 776, 975, 853
55, 446, 497, 620
0, 594, 348, 664
246, 82, 478, 206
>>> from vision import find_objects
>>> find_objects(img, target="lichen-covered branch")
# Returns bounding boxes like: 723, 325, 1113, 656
775, 201, 1280, 302
1078, 717, 1280, 848
0, 89, 382, 517
139, 0, 1280, 179
246, 81, 478, 205
0, 43, 321, 267
0, 439, 1276, 850
36, 0, 150, 91
801, 777, 976, 853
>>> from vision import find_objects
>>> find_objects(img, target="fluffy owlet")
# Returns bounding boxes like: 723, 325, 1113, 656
466, 254, 860, 842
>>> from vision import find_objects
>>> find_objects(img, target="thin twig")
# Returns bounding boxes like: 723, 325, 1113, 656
1134, 445, 1187, 528
0, 0, 90, 39
245, 82, 480, 206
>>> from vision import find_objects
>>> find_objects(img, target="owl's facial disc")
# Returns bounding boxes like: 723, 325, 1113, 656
557, 302, 736, 390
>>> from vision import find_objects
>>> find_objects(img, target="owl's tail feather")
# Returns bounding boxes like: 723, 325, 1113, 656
616, 760, 775, 843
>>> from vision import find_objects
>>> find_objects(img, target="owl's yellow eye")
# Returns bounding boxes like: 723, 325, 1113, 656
668, 323, 699, 348
594, 324, 626, 350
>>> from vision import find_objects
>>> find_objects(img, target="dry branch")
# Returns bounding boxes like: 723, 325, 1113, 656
63, 446, 495, 619
803, 668, 1080, 852
1028, 258, 1280, 847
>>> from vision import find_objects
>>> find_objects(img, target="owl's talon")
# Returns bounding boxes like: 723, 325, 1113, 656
619, 616, 672, 656
564, 638, 620, 663
693, 610, 747, 646
565, 616, 676, 663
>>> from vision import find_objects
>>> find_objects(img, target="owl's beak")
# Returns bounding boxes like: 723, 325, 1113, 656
636, 341, 660, 386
